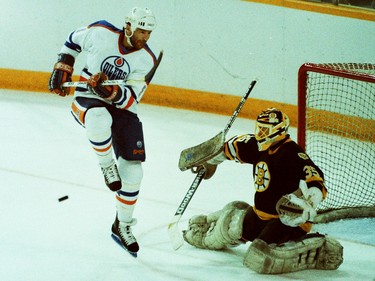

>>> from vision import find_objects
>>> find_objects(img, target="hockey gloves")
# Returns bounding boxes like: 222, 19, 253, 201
276, 180, 323, 227
191, 150, 227, 180
191, 163, 217, 180
87, 72, 121, 101
48, 53, 75, 96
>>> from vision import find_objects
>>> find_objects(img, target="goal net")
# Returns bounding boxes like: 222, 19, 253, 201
298, 63, 375, 223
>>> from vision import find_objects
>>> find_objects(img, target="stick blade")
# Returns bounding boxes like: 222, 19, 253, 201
167, 216, 184, 250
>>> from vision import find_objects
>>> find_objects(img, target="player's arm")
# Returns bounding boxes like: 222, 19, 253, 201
275, 148, 328, 227
48, 53, 75, 96
88, 54, 154, 109
223, 134, 257, 163
276, 180, 324, 227
303, 163, 327, 198
48, 26, 89, 96
180, 133, 256, 180
86, 72, 123, 101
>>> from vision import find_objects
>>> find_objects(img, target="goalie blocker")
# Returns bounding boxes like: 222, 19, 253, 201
178, 131, 224, 172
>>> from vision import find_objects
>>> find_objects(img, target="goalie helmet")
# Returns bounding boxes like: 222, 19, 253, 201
255, 108, 290, 151
125, 7, 156, 35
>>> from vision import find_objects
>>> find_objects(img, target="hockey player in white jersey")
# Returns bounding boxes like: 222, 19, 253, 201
48, 7, 160, 257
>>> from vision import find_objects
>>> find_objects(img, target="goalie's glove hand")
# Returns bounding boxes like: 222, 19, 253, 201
87, 72, 121, 101
276, 180, 323, 227
48, 53, 75, 97
191, 163, 217, 180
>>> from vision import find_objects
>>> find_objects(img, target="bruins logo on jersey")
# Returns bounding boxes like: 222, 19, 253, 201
254, 161, 270, 192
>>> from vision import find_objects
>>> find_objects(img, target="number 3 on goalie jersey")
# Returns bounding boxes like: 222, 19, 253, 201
303, 165, 320, 180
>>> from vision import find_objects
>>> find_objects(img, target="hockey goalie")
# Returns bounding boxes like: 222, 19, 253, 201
181, 108, 343, 274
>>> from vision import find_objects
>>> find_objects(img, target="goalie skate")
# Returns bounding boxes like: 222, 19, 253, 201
178, 131, 224, 171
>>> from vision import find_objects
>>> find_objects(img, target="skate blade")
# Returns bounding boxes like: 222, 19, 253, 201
111, 234, 138, 258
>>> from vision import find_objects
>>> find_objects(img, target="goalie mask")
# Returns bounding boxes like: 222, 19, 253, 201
255, 108, 290, 151
125, 7, 156, 35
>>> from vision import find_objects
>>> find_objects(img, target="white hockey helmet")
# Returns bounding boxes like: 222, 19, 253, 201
125, 7, 156, 35
255, 108, 290, 151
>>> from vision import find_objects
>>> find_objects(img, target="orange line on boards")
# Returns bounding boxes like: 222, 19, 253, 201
0, 68, 298, 126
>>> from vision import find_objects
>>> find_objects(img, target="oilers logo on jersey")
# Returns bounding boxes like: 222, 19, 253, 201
254, 161, 270, 192
101, 56, 129, 80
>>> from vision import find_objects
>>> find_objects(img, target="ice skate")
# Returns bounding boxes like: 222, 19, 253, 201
101, 160, 121, 191
111, 216, 139, 257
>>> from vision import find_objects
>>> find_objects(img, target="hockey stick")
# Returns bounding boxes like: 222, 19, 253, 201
62, 50, 163, 88
168, 79, 257, 250
168, 167, 206, 250
178, 79, 257, 171
62, 80, 125, 87
222, 79, 257, 135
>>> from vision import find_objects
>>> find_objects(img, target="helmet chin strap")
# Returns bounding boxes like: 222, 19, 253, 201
125, 29, 134, 47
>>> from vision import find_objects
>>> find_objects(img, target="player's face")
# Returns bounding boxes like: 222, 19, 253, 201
130, 28, 152, 50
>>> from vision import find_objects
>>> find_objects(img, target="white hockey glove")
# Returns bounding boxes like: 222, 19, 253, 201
276, 180, 323, 227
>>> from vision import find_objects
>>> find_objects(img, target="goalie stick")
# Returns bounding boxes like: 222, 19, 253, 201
178, 79, 257, 171
62, 50, 163, 88
168, 167, 206, 250
168, 79, 257, 250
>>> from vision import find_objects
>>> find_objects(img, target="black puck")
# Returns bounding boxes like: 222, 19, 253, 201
58, 195, 69, 202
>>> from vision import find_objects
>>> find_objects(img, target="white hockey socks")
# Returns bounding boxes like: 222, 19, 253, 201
116, 158, 143, 223
85, 107, 114, 167
116, 182, 140, 223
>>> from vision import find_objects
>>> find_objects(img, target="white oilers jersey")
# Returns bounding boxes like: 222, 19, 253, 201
60, 20, 157, 114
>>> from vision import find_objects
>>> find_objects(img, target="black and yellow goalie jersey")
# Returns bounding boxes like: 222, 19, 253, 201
223, 134, 327, 219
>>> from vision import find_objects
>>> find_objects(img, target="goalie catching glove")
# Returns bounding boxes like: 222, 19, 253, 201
87, 72, 122, 101
276, 180, 323, 227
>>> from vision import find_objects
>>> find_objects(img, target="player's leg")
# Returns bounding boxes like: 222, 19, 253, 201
71, 98, 121, 191
111, 157, 142, 254
110, 110, 146, 254
256, 218, 307, 245
243, 212, 343, 273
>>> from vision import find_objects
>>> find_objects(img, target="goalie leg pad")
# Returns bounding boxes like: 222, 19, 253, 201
243, 234, 343, 274
183, 201, 251, 250
181, 214, 211, 249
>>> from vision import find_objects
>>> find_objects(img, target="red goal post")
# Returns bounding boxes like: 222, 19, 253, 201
297, 63, 375, 223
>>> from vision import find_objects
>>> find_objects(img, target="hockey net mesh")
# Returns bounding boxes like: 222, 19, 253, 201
298, 63, 375, 221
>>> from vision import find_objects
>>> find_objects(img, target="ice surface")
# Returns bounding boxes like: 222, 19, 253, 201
0, 90, 374, 281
